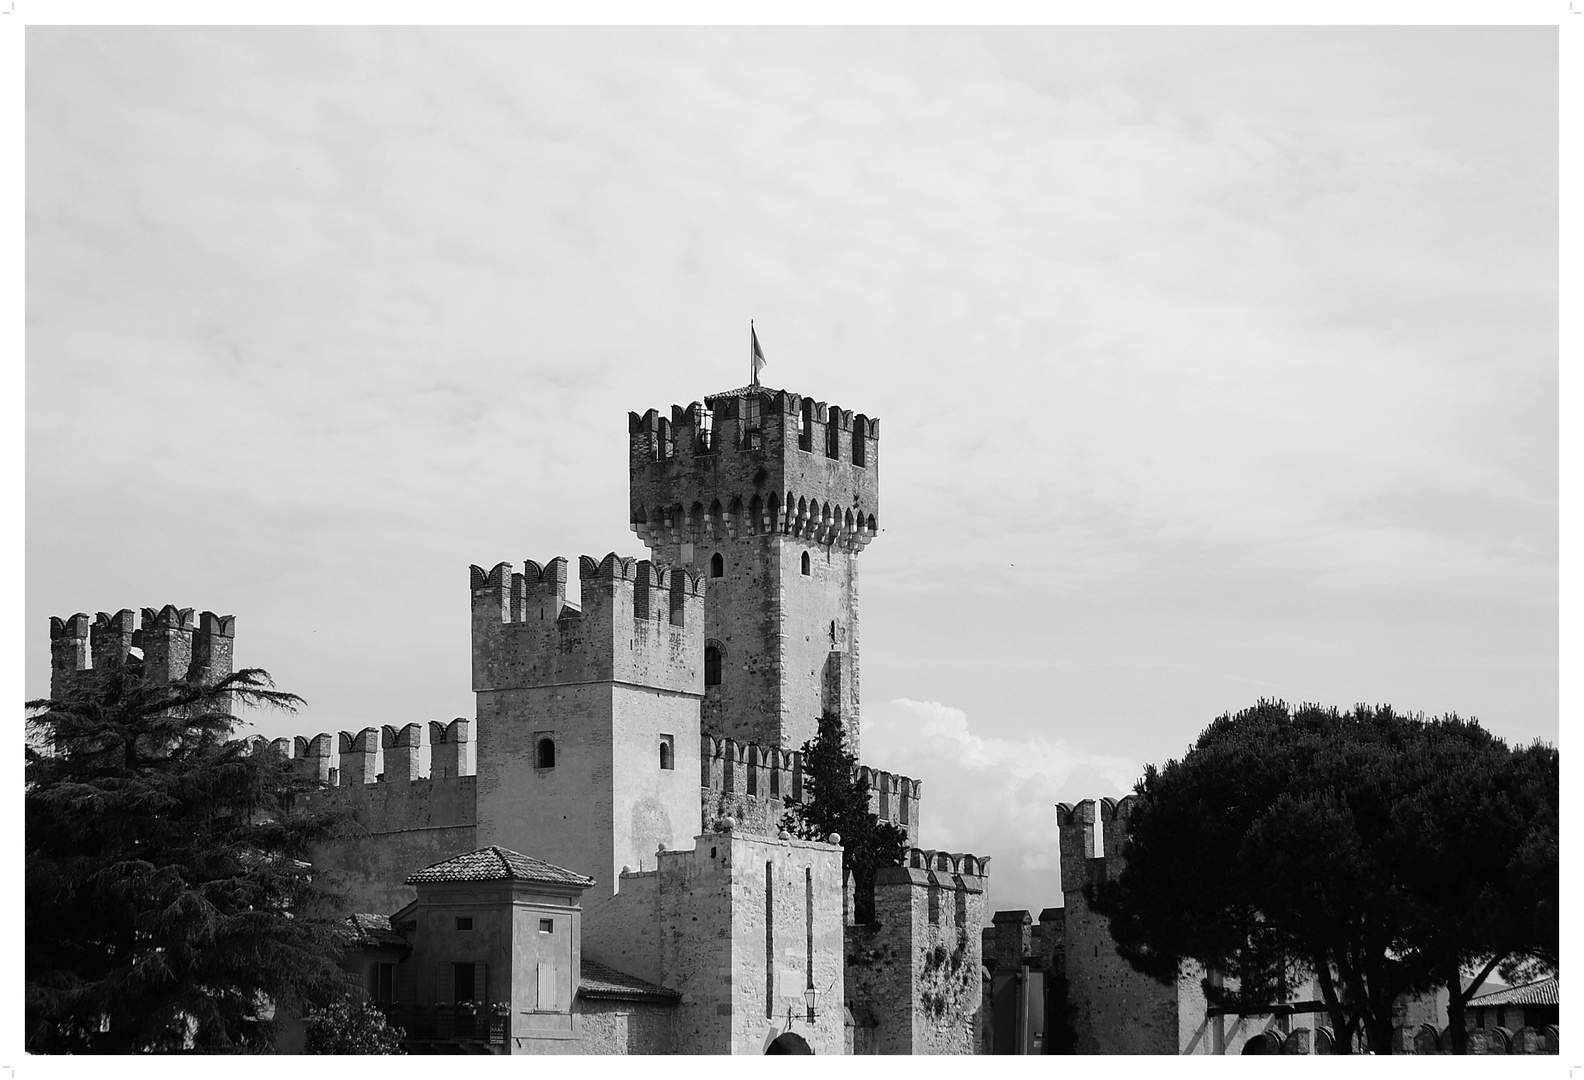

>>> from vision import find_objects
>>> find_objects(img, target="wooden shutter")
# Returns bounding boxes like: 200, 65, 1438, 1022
437, 962, 454, 1005
475, 961, 488, 1008
396, 962, 416, 1006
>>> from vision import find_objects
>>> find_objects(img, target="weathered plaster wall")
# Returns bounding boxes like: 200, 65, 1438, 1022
576, 1000, 676, 1054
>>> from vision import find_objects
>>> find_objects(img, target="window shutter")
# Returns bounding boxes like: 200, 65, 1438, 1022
537, 962, 557, 1010
396, 963, 416, 1006
438, 962, 454, 1005
475, 961, 488, 1008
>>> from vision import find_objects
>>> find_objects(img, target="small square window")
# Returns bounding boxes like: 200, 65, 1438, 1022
539, 918, 554, 934
456, 916, 473, 931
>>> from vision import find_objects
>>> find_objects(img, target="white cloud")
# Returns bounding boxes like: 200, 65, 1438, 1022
864, 698, 1141, 914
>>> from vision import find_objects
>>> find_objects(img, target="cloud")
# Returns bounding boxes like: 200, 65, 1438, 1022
864, 698, 1141, 914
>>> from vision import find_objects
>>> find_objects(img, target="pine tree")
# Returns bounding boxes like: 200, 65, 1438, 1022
26, 662, 355, 1053
780, 713, 907, 924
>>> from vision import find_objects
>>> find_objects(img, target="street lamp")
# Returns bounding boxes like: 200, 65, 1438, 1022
788, 985, 820, 1028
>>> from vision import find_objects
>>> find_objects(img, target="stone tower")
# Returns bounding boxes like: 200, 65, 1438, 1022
469, 553, 706, 904
629, 384, 879, 753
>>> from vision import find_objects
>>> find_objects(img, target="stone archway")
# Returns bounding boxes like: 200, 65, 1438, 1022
767, 1032, 813, 1055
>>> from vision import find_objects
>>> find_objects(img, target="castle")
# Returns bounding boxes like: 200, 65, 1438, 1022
49, 376, 988, 1055
48, 369, 1558, 1056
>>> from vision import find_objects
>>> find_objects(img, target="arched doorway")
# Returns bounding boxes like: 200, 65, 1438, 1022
766, 1032, 813, 1055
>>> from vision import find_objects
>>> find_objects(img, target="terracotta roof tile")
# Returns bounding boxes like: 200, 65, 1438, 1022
1469, 977, 1557, 1007
405, 846, 594, 888
578, 959, 680, 1002
345, 913, 410, 950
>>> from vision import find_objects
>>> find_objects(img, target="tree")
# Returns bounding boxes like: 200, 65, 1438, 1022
780, 713, 907, 924
303, 997, 406, 1054
26, 662, 356, 1053
1090, 700, 1557, 1054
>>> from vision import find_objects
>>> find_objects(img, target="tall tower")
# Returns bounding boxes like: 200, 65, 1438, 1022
629, 384, 879, 753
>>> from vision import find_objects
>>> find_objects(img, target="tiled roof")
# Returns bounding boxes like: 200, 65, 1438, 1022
345, 913, 410, 950
577, 959, 680, 1002
705, 384, 782, 401
405, 846, 595, 888
1469, 977, 1557, 1008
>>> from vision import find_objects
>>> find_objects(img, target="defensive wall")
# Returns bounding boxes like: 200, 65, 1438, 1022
1058, 795, 1195, 1054
583, 824, 847, 1055
701, 733, 920, 846
845, 848, 989, 1055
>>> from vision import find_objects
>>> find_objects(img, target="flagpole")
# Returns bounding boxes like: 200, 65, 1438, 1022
750, 320, 755, 387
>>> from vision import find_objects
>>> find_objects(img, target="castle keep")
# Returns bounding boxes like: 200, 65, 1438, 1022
48, 374, 983, 1054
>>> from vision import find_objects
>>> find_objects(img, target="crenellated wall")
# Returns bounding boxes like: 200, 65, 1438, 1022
629, 385, 879, 754
1057, 795, 1184, 1054
698, 733, 921, 845
846, 848, 990, 1055
254, 718, 480, 915
49, 605, 235, 698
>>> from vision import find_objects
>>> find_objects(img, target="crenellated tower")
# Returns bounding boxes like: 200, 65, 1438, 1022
629, 384, 879, 753
468, 552, 706, 903
49, 605, 236, 698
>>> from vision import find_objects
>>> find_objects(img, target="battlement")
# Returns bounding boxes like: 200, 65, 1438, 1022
254, 717, 474, 787
470, 553, 703, 695
49, 605, 236, 697
629, 386, 880, 558
873, 847, 991, 891
1057, 795, 1137, 891
699, 733, 921, 843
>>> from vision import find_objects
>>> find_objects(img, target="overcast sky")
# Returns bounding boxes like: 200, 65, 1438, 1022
25, 23, 1557, 915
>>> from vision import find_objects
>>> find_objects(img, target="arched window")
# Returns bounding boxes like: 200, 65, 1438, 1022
705, 645, 722, 686
710, 552, 724, 578
801, 551, 811, 575
536, 738, 556, 769
659, 741, 673, 770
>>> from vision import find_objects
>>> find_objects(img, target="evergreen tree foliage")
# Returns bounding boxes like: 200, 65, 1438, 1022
780, 713, 907, 924
1089, 700, 1557, 1054
303, 997, 406, 1054
26, 663, 356, 1053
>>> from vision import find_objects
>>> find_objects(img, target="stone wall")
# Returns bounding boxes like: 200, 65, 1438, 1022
1057, 797, 1180, 1054
650, 828, 846, 1055
847, 849, 989, 1054
576, 1000, 676, 1054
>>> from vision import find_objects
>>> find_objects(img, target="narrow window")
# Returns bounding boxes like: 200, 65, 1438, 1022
704, 645, 721, 686
805, 867, 815, 1016
956, 887, 968, 927
659, 737, 674, 770
536, 738, 556, 769
710, 552, 724, 578
801, 551, 811, 576
798, 400, 812, 451
372, 962, 396, 1004
826, 415, 840, 459
853, 417, 867, 467
670, 571, 686, 626
765, 862, 775, 1018
927, 882, 940, 925
536, 962, 557, 1009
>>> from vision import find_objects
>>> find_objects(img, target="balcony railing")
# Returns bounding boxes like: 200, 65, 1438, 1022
378, 1004, 508, 1047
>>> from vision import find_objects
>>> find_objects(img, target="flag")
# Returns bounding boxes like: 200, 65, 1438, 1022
751, 323, 767, 384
